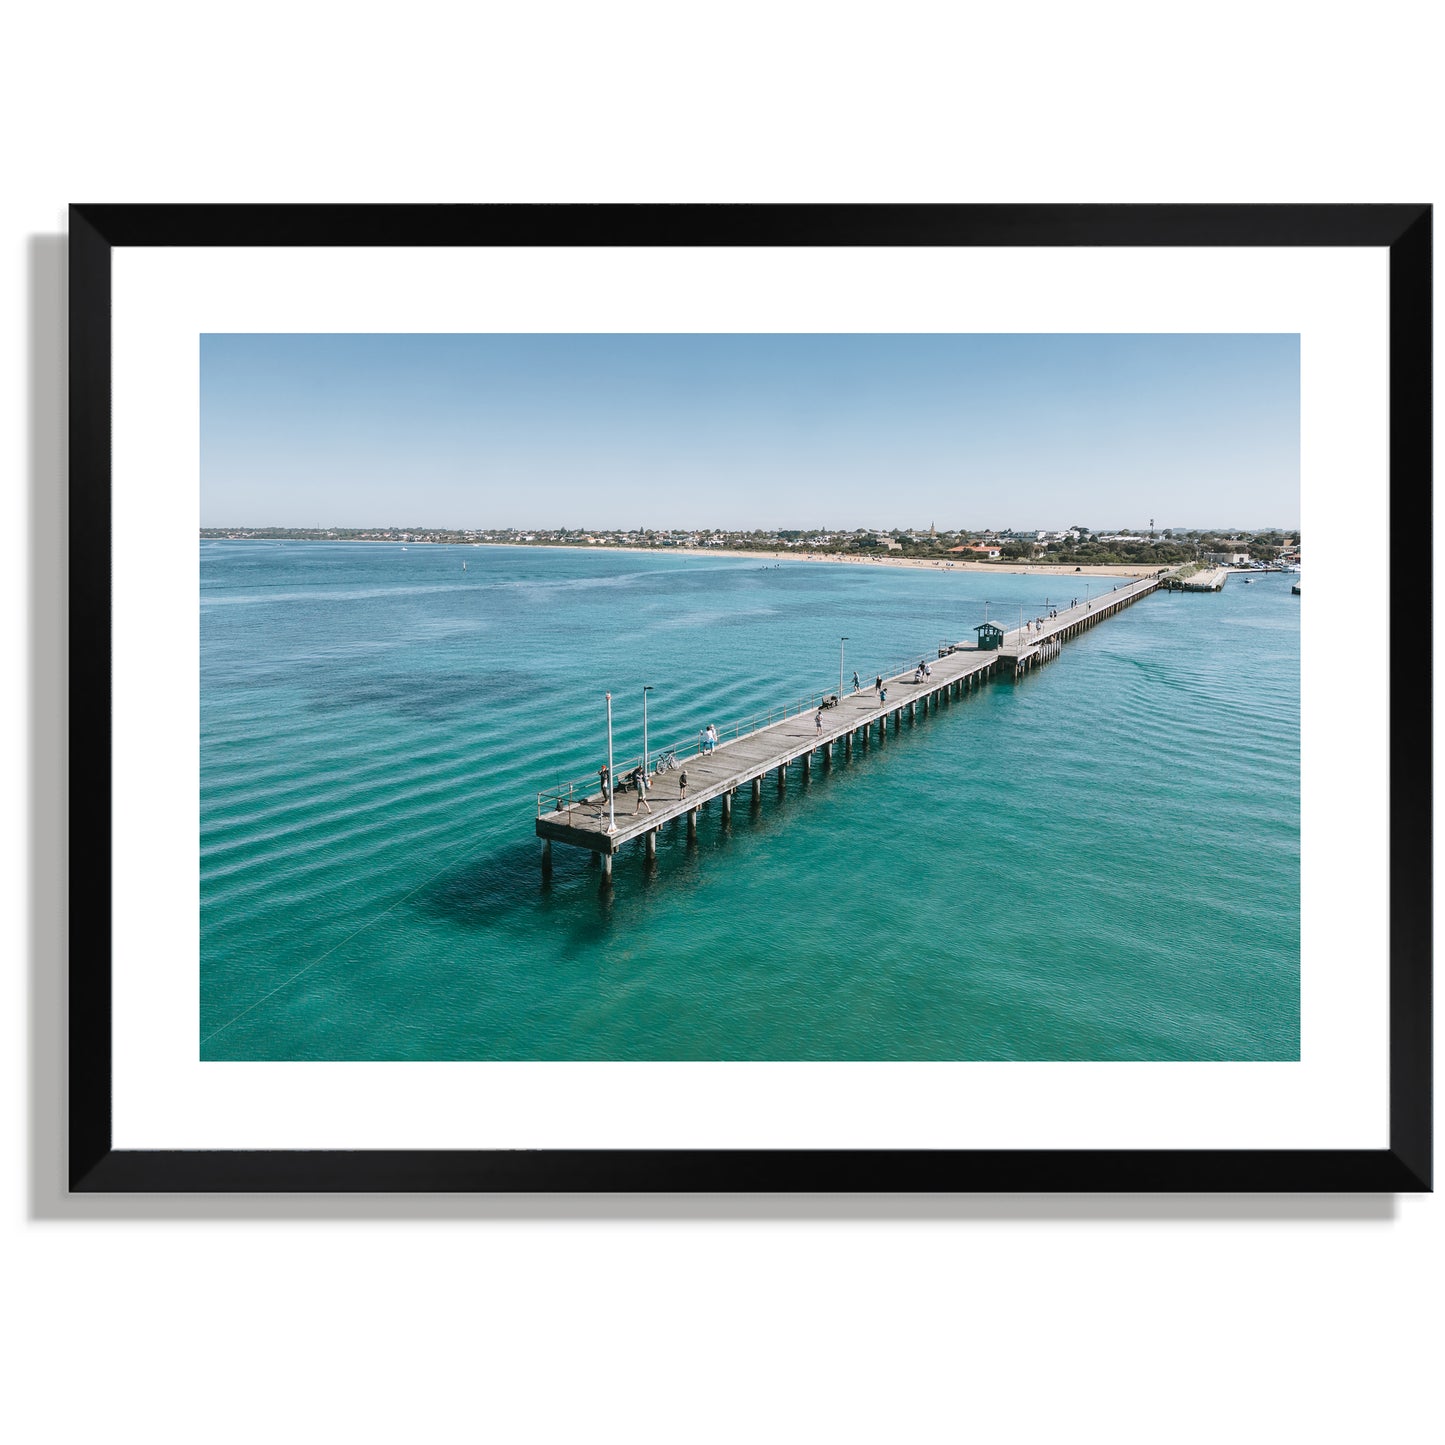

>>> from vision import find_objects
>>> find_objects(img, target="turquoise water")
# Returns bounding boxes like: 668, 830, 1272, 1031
199, 544, 1299, 1061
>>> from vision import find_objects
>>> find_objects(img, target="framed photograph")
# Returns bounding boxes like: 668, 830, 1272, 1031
69, 204, 1430, 1191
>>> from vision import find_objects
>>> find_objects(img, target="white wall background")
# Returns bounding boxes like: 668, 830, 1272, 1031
4, 3, 1440, 1440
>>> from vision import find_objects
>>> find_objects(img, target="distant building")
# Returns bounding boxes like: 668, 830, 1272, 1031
1205, 550, 1250, 565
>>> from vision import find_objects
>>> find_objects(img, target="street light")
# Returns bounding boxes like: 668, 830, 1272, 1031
839, 637, 848, 697
604, 692, 616, 834
642, 685, 653, 778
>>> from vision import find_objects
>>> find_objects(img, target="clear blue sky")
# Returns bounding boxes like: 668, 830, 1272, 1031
200, 333, 1300, 531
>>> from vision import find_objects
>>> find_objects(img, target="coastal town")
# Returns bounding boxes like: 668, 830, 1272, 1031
201, 523, 1300, 570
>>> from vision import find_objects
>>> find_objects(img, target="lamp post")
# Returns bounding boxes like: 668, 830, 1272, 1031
839, 637, 848, 697
642, 685, 653, 778
605, 692, 616, 834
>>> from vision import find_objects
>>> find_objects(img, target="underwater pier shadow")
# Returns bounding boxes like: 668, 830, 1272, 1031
418, 840, 563, 926
418, 836, 634, 934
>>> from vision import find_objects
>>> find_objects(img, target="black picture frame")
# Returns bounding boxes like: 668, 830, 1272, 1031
68, 204, 1432, 1193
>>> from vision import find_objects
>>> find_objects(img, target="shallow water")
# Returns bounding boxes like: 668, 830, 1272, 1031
200, 544, 1299, 1060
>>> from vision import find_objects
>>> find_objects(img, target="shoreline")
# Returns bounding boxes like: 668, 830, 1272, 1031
598, 543, 1150, 578
203, 536, 1152, 580
478, 541, 1153, 579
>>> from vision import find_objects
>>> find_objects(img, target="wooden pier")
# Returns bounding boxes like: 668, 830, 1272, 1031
536, 574, 1163, 877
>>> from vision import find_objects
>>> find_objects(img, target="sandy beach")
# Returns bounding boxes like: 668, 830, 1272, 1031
477, 541, 1151, 579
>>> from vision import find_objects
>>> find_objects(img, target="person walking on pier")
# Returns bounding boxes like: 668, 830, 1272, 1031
815, 707, 824, 734
875, 674, 883, 696
852, 670, 860, 694
631, 765, 653, 815
597, 765, 611, 816
677, 768, 689, 798
705, 723, 718, 753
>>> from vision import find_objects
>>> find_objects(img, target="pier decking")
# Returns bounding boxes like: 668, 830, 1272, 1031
536, 573, 1163, 875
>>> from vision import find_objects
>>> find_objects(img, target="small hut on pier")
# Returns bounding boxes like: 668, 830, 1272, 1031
974, 620, 1006, 651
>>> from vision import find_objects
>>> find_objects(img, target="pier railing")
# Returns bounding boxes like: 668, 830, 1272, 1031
534, 645, 967, 818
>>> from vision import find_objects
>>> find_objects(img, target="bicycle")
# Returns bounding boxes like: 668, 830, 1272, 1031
653, 749, 679, 774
